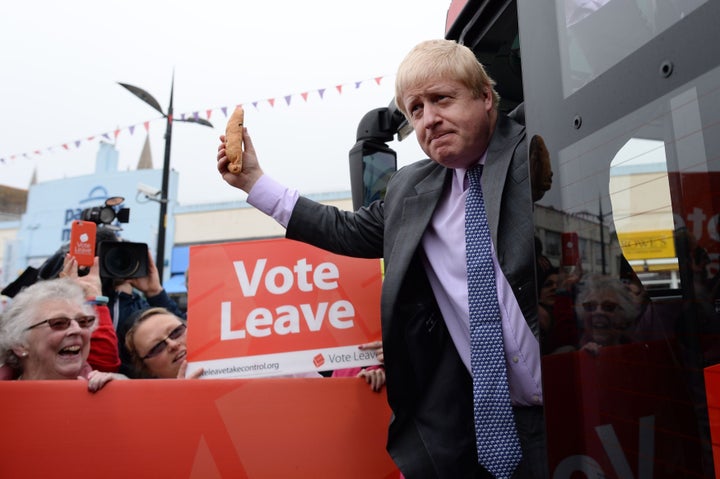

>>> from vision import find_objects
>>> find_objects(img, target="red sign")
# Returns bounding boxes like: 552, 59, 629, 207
187, 238, 383, 378
0, 379, 400, 478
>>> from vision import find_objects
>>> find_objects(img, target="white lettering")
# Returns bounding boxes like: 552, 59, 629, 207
294, 259, 313, 292
301, 303, 328, 331
328, 300, 354, 329
232, 258, 342, 296
233, 259, 266, 296
246, 308, 273, 337
220, 301, 245, 339
552, 416, 654, 479
218, 300, 356, 340
314, 262, 339, 290
274, 306, 300, 335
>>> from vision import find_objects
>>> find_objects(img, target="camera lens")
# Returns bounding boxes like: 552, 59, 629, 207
103, 246, 141, 277
98, 241, 148, 279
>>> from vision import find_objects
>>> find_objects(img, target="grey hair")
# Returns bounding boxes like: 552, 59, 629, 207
0, 278, 94, 372
574, 274, 640, 320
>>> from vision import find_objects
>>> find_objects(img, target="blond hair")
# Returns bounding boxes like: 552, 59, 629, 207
394, 39, 500, 119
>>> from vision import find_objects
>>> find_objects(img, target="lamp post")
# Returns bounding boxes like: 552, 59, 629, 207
574, 197, 613, 274
118, 76, 213, 283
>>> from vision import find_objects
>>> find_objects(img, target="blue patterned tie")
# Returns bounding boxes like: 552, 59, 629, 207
465, 164, 522, 478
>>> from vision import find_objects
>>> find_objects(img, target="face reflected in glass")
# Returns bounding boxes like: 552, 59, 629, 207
22, 299, 92, 380
539, 274, 559, 307
583, 294, 632, 346
134, 313, 188, 379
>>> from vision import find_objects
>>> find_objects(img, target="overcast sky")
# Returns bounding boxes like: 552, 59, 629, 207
0, 0, 451, 205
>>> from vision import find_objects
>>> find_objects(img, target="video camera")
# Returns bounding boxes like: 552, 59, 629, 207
77, 196, 149, 279
1, 195, 151, 299
45, 197, 149, 280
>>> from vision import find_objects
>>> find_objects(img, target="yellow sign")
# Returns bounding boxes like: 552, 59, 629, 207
617, 230, 675, 260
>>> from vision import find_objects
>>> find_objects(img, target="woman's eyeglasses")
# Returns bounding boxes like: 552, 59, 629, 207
582, 300, 619, 313
141, 324, 187, 360
25, 315, 96, 331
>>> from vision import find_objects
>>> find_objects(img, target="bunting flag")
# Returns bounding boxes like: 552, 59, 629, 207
0, 74, 390, 165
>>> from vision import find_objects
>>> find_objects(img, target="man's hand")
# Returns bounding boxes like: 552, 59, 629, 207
217, 128, 264, 193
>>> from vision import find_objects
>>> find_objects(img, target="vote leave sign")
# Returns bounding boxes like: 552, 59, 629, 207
186, 238, 383, 378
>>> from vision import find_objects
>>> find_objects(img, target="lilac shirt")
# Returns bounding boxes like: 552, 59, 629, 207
248, 171, 542, 406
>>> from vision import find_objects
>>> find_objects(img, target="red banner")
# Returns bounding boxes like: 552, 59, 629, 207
0, 378, 399, 478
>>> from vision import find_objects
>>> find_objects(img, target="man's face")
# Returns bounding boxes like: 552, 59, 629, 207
401, 79, 495, 169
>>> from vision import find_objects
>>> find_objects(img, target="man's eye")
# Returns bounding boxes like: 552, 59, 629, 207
409, 104, 422, 118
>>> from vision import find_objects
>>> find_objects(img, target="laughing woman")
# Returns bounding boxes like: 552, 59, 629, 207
0, 278, 125, 391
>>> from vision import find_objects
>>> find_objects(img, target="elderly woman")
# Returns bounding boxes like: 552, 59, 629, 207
124, 307, 202, 379
576, 273, 640, 354
0, 278, 124, 391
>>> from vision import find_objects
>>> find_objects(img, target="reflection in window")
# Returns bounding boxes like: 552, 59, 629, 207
557, 0, 706, 96
610, 139, 678, 289
545, 231, 561, 257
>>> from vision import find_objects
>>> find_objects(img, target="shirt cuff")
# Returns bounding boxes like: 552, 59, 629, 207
247, 174, 299, 228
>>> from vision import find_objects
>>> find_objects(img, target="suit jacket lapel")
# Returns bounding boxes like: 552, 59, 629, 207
482, 115, 524, 246
389, 166, 449, 282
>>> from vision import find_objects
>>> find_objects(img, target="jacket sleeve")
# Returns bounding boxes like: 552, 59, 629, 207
147, 289, 186, 319
87, 304, 121, 372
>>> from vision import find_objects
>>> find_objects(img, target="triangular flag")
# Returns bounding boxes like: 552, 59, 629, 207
375, 76, 383, 85
62, 144, 69, 150
284, 95, 292, 106
75, 140, 82, 148
252, 101, 259, 109
193, 112, 199, 120
318, 88, 326, 99
103, 133, 111, 141
206, 109, 213, 120
301, 92, 309, 102
355, 81, 362, 89
336, 85, 343, 94
221, 106, 228, 117
268, 98, 275, 107
129, 125, 135, 135
114, 128, 121, 139
144, 121, 150, 132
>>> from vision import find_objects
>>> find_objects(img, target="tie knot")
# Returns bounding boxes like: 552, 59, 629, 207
468, 164, 483, 188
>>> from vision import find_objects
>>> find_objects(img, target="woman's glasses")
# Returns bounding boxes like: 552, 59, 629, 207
582, 301, 619, 313
26, 315, 96, 331
141, 324, 187, 360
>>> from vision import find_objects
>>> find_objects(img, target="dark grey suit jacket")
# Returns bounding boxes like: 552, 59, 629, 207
287, 114, 537, 478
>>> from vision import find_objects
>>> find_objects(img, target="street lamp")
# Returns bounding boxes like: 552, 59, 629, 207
574, 197, 613, 274
118, 76, 213, 283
